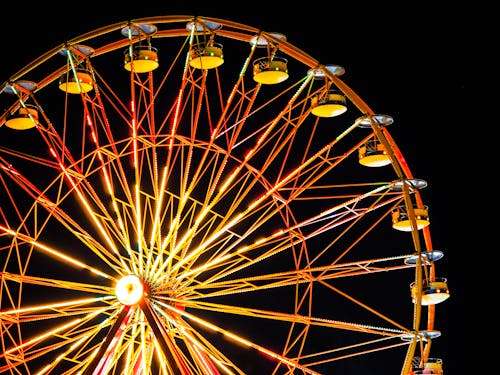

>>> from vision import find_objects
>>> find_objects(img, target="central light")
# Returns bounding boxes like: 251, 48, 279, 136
115, 275, 144, 305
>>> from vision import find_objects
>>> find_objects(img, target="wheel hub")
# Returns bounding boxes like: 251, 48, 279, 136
115, 274, 144, 305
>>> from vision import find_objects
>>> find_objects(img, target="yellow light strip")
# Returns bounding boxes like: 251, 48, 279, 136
4, 308, 102, 355
149, 165, 169, 247
88, 111, 135, 273
158, 212, 243, 281
0, 224, 113, 280
0, 295, 114, 316
157, 301, 320, 375
58, 160, 131, 274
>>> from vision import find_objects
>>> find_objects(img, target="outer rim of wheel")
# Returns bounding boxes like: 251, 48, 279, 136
0, 15, 445, 375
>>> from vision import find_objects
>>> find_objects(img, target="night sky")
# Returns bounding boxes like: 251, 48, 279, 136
1, 2, 473, 374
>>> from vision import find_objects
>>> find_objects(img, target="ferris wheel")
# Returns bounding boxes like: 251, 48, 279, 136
0, 15, 449, 374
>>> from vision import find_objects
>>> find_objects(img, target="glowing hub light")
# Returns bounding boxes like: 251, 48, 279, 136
5, 104, 38, 130
58, 69, 93, 94
115, 275, 144, 305
253, 56, 289, 84
189, 43, 224, 69
124, 46, 159, 73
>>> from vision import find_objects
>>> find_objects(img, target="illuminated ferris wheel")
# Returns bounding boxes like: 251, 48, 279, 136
0, 15, 449, 374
